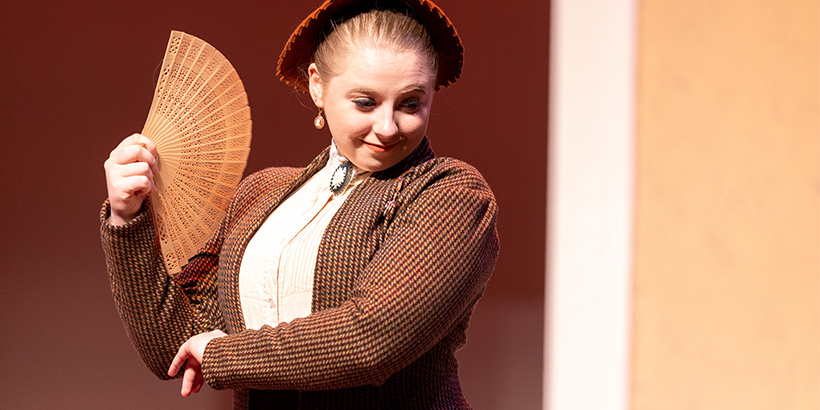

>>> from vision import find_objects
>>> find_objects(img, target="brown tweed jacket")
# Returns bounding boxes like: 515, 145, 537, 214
101, 138, 498, 409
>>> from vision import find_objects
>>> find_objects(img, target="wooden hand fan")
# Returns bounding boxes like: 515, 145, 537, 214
142, 30, 252, 274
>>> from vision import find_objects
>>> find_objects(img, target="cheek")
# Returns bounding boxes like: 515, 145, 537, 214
400, 112, 431, 137
327, 109, 366, 138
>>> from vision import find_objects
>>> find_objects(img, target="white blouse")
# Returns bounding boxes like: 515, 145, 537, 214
238, 143, 367, 330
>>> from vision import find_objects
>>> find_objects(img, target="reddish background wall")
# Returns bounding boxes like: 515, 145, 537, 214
0, 1, 547, 408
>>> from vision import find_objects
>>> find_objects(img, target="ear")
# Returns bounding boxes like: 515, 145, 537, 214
308, 63, 324, 107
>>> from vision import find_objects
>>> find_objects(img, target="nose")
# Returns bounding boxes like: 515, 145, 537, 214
373, 106, 399, 138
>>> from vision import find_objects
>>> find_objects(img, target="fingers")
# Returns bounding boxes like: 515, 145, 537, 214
112, 161, 155, 191
117, 133, 159, 158
191, 371, 204, 395
104, 134, 159, 225
131, 134, 159, 168
169, 331, 226, 397
168, 342, 189, 378
171, 341, 204, 397
107, 135, 158, 174
181, 365, 204, 397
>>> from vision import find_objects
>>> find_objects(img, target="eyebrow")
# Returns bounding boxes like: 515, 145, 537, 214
400, 85, 428, 94
347, 86, 428, 96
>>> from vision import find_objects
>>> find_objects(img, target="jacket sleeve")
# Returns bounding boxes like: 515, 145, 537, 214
100, 198, 224, 380
201, 161, 499, 391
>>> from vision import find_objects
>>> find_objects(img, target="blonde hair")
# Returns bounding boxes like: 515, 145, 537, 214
312, 9, 439, 81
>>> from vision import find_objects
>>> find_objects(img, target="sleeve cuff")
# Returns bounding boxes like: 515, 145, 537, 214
99, 197, 152, 233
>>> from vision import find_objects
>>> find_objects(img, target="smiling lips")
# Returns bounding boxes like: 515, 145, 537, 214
362, 139, 401, 152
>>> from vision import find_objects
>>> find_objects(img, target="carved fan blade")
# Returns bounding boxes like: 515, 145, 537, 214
142, 30, 251, 274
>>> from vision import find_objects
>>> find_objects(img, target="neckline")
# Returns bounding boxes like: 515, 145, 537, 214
325, 139, 369, 194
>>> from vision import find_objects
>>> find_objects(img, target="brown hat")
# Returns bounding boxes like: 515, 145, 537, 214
276, 0, 464, 93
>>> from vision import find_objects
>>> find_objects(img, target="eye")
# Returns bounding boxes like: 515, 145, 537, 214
400, 98, 422, 113
353, 98, 376, 111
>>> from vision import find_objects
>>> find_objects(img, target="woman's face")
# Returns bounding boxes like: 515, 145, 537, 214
309, 46, 435, 172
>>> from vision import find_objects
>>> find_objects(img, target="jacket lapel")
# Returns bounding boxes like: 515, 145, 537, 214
220, 149, 331, 332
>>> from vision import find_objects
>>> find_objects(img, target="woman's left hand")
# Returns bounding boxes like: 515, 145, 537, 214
168, 329, 227, 397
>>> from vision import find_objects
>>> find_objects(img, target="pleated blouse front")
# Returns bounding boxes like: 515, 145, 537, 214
238, 142, 367, 330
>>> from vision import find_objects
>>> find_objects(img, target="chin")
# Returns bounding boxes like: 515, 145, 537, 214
355, 157, 395, 173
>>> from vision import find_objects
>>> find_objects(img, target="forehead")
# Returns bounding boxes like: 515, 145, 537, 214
326, 46, 435, 93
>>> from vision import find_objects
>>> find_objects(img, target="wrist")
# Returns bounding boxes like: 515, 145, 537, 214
106, 197, 148, 226
108, 212, 134, 226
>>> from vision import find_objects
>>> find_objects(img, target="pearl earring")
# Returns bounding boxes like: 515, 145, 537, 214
314, 108, 325, 129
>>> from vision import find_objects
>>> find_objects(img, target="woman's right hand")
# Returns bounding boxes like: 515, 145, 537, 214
104, 133, 159, 226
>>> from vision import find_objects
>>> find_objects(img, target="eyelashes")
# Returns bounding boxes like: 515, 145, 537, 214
352, 98, 423, 113
353, 98, 376, 109
400, 99, 421, 112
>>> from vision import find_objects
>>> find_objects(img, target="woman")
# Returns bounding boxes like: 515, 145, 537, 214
101, 0, 498, 408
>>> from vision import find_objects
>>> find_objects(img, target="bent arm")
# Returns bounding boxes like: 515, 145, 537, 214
100, 199, 223, 379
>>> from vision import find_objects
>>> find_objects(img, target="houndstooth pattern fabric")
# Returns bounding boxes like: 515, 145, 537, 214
101, 138, 499, 409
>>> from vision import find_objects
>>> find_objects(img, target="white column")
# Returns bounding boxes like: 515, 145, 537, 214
545, 0, 636, 409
